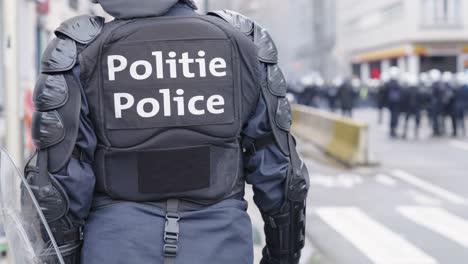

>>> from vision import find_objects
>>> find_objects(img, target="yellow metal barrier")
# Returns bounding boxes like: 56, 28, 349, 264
292, 104, 372, 166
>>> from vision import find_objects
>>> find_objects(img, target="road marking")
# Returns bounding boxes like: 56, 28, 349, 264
450, 140, 468, 151
391, 170, 467, 205
375, 173, 397, 187
316, 207, 437, 264
407, 190, 443, 206
399, 207, 468, 249
309, 174, 335, 188
310, 174, 363, 188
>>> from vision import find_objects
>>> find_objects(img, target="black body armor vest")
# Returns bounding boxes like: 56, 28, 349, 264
80, 16, 260, 204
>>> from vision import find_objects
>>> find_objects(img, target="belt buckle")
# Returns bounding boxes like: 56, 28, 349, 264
163, 244, 178, 257
163, 211, 180, 257
164, 212, 180, 242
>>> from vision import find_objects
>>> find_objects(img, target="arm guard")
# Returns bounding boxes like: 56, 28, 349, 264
209, 10, 309, 264
26, 15, 104, 264
261, 138, 309, 264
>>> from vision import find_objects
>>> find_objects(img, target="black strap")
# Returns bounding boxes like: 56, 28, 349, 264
35, 150, 58, 199
243, 133, 276, 156
163, 199, 180, 264
53, 226, 83, 246
72, 146, 91, 163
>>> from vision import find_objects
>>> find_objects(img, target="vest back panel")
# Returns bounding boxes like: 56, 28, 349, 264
80, 16, 260, 203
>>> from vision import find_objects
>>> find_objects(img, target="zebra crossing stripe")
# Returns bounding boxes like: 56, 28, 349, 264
375, 173, 397, 186
449, 140, 468, 151
398, 207, 468, 249
391, 170, 467, 205
316, 207, 437, 264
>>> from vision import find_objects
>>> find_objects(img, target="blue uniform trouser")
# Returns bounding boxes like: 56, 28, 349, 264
454, 108, 466, 136
431, 103, 443, 136
389, 103, 400, 136
403, 110, 421, 138
81, 199, 254, 264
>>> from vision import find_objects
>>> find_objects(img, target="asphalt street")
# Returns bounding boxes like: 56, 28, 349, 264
301, 109, 468, 264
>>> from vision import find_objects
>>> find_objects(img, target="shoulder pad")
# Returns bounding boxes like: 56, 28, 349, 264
55, 15, 105, 44
254, 24, 278, 64
33, 74, 69, 112
32, 111, 65, 150
267, 65, 287, 97
209, 10, 278, 64
208, 10, 254, 35
41, 37, 77, 73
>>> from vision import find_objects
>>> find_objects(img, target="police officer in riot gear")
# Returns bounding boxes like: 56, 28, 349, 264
337, 78, 356, 117
377, 72, 390, 124
385, 67, 403, 138
453, 73, 467, 137
441, 71, 456, 136
429, 69, 444, 137
26, 1, 309, 263
401, 74, 423, 139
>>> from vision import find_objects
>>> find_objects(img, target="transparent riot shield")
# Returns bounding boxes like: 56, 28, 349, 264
0, 147, 64, 264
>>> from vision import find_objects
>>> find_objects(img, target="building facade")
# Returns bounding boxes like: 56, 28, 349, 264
0, 0, 3, 108
1, 0, 106, 108
336, 0, 468, 80
311, 0, 337, 80
205, 0, 328, 80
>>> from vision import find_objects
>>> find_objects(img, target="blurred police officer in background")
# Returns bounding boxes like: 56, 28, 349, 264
328, 78, 342, 112
453, 73, 468, 137
337, 77, 357, 117
300, 77, 320, 107
401, 74, 424, 140
429, 69, 444, 137
25, 0, 309, 263
377, 72, 390, 124
385, 67, 403, 138
419, 72, 433, 114
441, 71, 456, 136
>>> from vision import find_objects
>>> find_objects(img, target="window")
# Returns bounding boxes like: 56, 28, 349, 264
346, 2, 404, 33
352, 63, 361, 77
420, 55, 457, 72
422, 0, 461, 26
